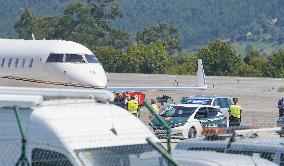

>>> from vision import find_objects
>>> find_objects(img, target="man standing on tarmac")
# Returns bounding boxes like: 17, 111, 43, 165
127, 96, 140, 117
278, 98, 284, 117
149, 99, 159, 119
229, 98, 242, 127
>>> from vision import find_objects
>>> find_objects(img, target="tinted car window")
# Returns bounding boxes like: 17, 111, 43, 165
161, 105, 197, 117
219, 98, 229, 108
195, 107, 208, 119
207, 107, 219, 117
213, 99, 220, 106
32, 148, 72, 166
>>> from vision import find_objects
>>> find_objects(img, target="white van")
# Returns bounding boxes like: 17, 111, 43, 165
0, 93, 163, 166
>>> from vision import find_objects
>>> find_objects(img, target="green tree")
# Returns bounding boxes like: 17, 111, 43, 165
170, 54, 198, 75
126, 42, 172, 73
136, 23, 181, 54
94, 46, 126, 72
197, 39, 243, 76
15, 8, 37, 39
243, 49, 267, 76
35, 16, 60, 40
87, 0, 123, 31
109, 29, 130, 49
265, 51, 284, 77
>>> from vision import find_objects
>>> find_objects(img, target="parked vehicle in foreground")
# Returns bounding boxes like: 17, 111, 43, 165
173, 150, 277, 166
0, 93, 164, 166
175, 136, 284, 165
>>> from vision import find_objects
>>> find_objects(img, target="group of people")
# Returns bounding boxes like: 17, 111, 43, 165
113, 92, 160, 119
113, 91, 244, 127
113, 92, 141, 117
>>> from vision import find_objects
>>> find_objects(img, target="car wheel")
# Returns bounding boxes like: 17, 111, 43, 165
188, 127, 197, 138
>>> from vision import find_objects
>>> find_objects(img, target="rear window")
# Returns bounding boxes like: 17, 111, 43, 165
161, 105, 197, 117
65, 54, 85, 63
46, 54, 64, 62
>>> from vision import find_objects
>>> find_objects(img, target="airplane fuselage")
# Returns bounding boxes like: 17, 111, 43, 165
0, 39, 107, 88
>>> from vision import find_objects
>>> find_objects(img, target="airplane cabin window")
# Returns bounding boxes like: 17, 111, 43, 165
65, 54, 85, 63
22, 59, 25, 68
29, 58, 33, 68
85, 54, 99, 63
15, 58, 19, 68
1, 58, 5, 67
8, 58, 12, 67
46, 53, 64, 62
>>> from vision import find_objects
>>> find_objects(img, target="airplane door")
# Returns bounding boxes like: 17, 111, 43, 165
63, 71, 72, 84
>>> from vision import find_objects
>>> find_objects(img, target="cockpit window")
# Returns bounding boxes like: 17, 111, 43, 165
85, 54, 99, 63
65, 54, 85, 63
46, 54, 64, 62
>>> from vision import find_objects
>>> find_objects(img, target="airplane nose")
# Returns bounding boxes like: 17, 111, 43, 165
88, 65, 107, 88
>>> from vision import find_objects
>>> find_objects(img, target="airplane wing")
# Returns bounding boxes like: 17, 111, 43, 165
107, 59, 207, 92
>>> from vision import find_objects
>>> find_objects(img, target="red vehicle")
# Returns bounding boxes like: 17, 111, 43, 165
128, 92, 145, 106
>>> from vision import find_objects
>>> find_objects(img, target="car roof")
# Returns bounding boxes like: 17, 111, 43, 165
173, 150, 277, 166
175, 139, 284, 152
187, 96, 231, 99
170, 104, 214, 108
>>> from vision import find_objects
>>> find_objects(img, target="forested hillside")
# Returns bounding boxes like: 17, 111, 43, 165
1, 0, 284, 50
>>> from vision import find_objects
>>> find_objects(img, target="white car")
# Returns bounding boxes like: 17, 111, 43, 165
181, 96, 233, 118
149, 104, 228, 139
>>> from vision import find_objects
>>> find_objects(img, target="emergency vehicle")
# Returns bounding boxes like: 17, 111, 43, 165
149, 104, 228, 139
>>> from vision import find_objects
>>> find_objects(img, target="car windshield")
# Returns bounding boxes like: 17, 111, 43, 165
76, 144, 166, 166
65, 54, 86, 63
160, 105, 197, 117
85, 54, 100, 63
184, 99, 212, 105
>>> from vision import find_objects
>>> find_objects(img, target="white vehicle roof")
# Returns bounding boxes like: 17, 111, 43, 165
173, 150, 277, 166
170, 104, 215, 108
0, 100, 158, 150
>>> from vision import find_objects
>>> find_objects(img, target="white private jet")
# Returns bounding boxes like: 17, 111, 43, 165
0, 39, 207, 91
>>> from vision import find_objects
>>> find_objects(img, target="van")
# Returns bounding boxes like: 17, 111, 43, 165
0, 93, 163, 166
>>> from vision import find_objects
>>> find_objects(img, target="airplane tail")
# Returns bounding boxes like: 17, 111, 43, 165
196, 59, 207, 89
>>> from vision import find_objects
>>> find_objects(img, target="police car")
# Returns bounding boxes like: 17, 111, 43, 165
181, 96, 232, 118
149, 104, 228, 139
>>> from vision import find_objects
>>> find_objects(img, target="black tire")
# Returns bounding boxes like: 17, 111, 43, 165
188, 127, 197, 138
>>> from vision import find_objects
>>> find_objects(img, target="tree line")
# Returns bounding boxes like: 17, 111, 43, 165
13, 0, 284, 77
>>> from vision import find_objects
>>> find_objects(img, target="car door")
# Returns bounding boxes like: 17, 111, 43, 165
194, 107, 211, 127
206, 107, 228, 128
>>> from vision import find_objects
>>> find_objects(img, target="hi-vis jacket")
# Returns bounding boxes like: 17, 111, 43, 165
229, 105, 241, 118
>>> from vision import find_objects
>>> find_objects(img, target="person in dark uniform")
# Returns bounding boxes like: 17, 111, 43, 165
278, 98, 284, 117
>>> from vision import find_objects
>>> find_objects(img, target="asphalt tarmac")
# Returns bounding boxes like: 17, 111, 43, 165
0, 73, 282, 127
107, 73, 284, 127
